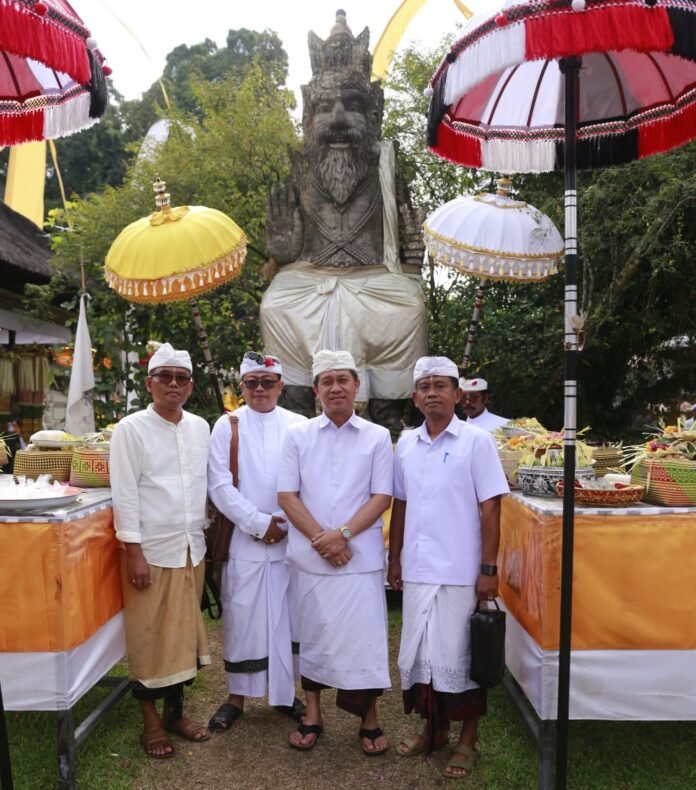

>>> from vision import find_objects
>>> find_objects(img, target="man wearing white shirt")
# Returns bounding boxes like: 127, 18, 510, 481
207, 351, 306, 733
278, 350, 392, 755
459, 376, 510, 432
111, 343, 211, 759
389, 357, 509, 779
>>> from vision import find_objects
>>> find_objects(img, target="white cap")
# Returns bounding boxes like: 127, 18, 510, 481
460, 377, 488, 392
240, 351, 282, 377
413, 356, 459, 384
148, 342, 192, 373
312, 349, 357, 378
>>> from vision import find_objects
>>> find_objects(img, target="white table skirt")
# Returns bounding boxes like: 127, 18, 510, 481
505, 607, 696, 721
0, 612, 125, 711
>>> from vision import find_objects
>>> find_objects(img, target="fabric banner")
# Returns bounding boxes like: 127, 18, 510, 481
0, 508, 122, 652
498, 494, 696, 651
65, 292, 95, 435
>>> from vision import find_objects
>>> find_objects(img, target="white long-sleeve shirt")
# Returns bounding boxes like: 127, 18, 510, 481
207, 404, 306, 562
111, 404, 210, 567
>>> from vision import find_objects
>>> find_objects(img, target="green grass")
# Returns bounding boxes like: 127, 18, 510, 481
4, 602, 696, 788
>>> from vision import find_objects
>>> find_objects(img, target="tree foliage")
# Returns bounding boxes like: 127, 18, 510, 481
33, 54, 298, 426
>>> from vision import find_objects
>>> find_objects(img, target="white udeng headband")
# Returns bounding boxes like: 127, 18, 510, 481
240, 352, 282, 377
413, 355, 458, 384
147, 342, 192, 373
312, 349, 357, 378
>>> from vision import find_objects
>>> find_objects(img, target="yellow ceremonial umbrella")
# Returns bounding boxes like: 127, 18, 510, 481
105, 177, 247, 410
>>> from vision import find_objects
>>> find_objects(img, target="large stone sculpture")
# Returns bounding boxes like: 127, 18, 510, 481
261, 10, 427, 434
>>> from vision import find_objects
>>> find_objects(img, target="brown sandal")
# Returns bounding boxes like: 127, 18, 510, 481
164, 715, 210, 742
141, 727, 174, 759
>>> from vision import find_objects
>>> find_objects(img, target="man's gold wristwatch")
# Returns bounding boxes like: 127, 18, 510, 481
340, 526, 353, 541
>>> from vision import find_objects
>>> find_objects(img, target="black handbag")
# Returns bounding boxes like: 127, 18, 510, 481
469, 598, 506, 688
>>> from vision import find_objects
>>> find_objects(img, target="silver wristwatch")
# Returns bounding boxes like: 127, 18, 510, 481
340, 526, 353, 541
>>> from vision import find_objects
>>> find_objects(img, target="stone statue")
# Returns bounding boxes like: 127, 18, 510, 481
260, 10, 427, 435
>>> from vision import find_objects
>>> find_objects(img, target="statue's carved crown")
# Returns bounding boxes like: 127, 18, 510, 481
308, 9, 372, 77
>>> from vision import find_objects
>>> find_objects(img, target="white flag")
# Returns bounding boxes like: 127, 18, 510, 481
65, 294, 95, 435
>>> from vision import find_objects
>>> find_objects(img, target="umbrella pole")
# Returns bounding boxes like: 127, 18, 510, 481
189, 298, 225, 414
461, 281, 486, 375
556, 55, 581, 790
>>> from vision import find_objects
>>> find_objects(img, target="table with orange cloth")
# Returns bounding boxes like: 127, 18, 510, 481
499, 492, 696, 721
0, 489, 125, 711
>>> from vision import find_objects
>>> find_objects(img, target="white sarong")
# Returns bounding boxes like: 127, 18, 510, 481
222, 557, 296, 706
399, 582, 480, 694
292, 569, 391, 690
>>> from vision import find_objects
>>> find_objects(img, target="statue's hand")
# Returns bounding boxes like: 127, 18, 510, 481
266, 182, 303, 264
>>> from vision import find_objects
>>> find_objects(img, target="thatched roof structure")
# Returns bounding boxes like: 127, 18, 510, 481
0, 202, 53, 290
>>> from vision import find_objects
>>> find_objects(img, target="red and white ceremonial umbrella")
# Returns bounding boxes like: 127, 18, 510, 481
0, 0, 109, 144
425, 1, 696, 786
423, 177, 563, 371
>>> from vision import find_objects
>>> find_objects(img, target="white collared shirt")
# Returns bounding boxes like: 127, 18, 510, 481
394, 416, 509, 585
208, 404, 306, 561
111, 404, 209, 568
278, 412, 393, 575
466, 408, 510, 432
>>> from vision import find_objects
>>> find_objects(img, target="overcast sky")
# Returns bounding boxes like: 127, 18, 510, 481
70, 0, 482, 102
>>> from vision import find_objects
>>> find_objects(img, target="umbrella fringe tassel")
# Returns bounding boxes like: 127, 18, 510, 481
104, 245, 247, 304
0, 1, 91, 85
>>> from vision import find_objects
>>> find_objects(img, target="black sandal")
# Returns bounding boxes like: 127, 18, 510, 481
273, 696, 307, 722
208, 702, 243, 732
289, 722, 323, 751
359, 726, 388, 756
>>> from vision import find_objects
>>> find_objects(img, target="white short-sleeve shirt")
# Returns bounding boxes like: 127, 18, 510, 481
278, 412, 393, 575
394, 415, 509, 585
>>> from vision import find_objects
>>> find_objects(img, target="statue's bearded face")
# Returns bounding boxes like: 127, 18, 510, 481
306, 84, 377, 205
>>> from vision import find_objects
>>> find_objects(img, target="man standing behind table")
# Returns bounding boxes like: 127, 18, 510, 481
459, 377, 510, 432
207, 351, 307, 733
278, 350, 393, 755
110, 343, 211, 759
389, 356, 509, 779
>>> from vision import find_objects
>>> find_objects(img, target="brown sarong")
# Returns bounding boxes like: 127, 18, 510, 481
120, 550, 210, 688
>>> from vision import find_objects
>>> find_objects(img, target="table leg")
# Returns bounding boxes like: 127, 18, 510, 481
502, 673, 556, 790
0, 682, 13, 790
56, 707, 76, 789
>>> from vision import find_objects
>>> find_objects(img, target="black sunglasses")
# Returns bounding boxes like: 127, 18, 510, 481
151, 372, 192, 386
242, 378, 279, 390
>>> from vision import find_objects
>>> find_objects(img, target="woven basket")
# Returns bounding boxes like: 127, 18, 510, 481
70, 447, 111, 488
590, 447, 624, 478
630, 457, 696, 506
498, 447, 525, 489
13, 448, 73, 482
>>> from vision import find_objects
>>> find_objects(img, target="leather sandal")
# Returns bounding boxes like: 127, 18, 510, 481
140, 727, 174, 759
359, 726, 388, 756
289, 722, 323, 751
208, 703, 243, 732
164, 715, 210, 742
443, 742, 480, 779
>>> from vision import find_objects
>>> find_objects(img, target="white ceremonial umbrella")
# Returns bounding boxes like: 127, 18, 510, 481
423, 177, 563, 370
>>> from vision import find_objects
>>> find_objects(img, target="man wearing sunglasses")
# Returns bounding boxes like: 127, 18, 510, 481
207, 351, 307, 734
459, 377, 510, 433
110, 343, 211, 759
